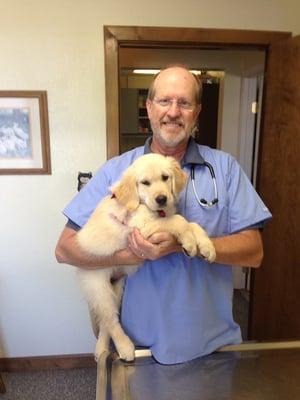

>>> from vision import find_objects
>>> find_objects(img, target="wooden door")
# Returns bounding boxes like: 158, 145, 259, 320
249, 36, 300, 339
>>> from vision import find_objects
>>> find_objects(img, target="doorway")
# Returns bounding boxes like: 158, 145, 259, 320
118, 47, 265, 339
103, 26, 296, 340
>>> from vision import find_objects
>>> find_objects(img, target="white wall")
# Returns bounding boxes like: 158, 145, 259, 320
1, 0, 300, 358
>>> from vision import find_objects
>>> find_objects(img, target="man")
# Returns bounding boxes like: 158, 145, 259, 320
56, 66, 272, 364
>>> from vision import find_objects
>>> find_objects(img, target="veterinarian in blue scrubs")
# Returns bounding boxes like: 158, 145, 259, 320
56, 66, 272, 364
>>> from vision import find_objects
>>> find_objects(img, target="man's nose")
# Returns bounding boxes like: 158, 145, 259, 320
166, 101, 181, 117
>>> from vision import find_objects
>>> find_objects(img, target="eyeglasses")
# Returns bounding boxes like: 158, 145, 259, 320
153, 97, 196, 111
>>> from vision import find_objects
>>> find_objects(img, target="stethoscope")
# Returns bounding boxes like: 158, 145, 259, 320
190, 162, 219, 208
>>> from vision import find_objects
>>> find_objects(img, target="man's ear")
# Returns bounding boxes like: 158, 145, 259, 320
195, 103, 202, 118
111, 170, 140, 212
169, 158, 188, 197
192, 104, 201, 131
146, 99, 153, 120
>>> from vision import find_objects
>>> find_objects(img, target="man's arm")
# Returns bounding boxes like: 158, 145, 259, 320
128, 228, 263, 268
56, 225, 263, 269
210, 229, 263, 268
55, 226, 143, 269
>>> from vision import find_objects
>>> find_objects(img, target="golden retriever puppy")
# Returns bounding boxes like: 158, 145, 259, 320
77, 153, 216, 361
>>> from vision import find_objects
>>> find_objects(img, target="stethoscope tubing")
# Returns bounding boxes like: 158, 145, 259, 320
191, 162, 219, 208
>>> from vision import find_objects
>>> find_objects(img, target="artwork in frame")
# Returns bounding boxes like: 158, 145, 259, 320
0, 91, 51, 174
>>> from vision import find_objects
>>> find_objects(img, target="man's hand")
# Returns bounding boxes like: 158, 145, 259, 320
128, 228, 181, 261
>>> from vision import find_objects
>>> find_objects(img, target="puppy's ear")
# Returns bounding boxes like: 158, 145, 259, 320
169, 158, 188, 197
111, 169, 140, 212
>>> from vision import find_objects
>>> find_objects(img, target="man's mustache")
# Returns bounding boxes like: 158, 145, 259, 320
161, 118, 184, 126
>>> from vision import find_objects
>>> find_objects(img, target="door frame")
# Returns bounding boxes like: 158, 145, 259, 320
103, 26, 292, 339
104, 25, 291, 159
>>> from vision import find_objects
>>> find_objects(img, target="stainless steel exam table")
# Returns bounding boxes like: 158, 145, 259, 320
96, 341, 300, 400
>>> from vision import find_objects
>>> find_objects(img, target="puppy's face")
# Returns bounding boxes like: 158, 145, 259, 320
112, 154, 187, 213
137, 164, 174, 211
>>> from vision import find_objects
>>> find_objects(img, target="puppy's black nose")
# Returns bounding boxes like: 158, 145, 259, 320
156, 195, 167, 206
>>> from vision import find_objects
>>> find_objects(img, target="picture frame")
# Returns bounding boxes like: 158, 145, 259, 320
0, 91, 51, 174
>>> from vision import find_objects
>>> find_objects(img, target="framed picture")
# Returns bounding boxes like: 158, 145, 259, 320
0, 91, 51, 174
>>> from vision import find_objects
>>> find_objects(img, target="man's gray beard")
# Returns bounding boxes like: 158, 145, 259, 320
151, 125, 192, 148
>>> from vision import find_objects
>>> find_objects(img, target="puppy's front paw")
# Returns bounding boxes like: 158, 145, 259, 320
198, 239, 216, 263
180, 231, 197, 257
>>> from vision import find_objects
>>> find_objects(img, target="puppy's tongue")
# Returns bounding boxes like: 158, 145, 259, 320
157, 210, 166, 217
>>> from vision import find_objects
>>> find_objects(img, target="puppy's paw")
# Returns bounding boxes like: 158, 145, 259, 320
115, 335, 135, 361
180, 231, 197, 257
198, 239, 216, 263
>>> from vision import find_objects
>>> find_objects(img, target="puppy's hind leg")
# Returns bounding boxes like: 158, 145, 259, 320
87, 305, 110, 361
79, 270, 135, 361
94, 328, 111, 361
89, 277, 134, 361
109, 278, 135, 361
91, 279, 126, 361
88, 307, 99, 338
84, 287, 111, 362
88, 306, 119, 359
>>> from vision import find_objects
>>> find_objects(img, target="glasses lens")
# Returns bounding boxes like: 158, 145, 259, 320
154, 98, 194, 111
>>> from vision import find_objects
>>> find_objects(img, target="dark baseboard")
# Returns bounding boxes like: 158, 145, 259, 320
0, 353, 95, 372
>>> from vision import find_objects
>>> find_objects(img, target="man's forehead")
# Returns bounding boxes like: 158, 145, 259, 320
154, 68, 196, 95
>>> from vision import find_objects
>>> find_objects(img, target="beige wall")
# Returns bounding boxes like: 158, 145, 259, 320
0, 0, 299, 358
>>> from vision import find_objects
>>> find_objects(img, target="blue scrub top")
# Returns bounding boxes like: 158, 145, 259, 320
63, 138, 272, 364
